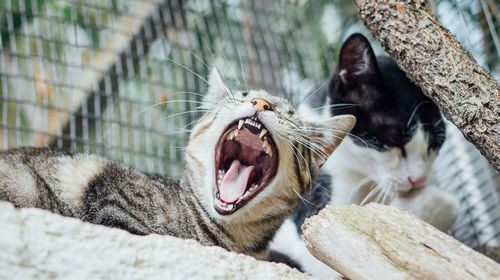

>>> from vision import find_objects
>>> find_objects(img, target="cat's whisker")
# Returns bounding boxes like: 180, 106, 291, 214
380, 187, 389, 205
134, 99, 209, 116
299, 79, 329, 105
373, 186, 386, 204
280, 136, 316, 195
201, 39, 238, 105
283, 132, 331, 162
348, 175, 377, 203
188, 50, 211, 72
384, 185, 396, 205
433, 118, 444, 127
406, 100, 431, 128
359, 182, 380, 206
221, 51, 243, 90
154, 109, 210, 124
288, 126, 369, 149
164, 56, 209, 85
297, 103, 360, 117
237, 50, 247, 90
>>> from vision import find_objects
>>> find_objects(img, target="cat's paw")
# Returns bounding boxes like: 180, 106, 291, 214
391, 186, 459, 232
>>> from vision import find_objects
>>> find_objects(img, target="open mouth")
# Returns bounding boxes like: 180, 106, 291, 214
214, 115, 279, 215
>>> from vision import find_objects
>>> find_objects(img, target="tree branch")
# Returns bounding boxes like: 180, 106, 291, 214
353, 0, 500, 171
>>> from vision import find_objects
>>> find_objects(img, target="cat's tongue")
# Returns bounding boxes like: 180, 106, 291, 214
219, 160, 255, 203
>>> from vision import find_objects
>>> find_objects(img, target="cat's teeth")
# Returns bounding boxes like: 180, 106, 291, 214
250, 184, 258, 191
243, 190, 250, 198
244, 118, 262, 130
233, 129, 238, 137
262, 140, 272, 156
259, 129, 267, 138
238, 120, 244, 130
227, 130, 236, 140
227, 204, 234, 211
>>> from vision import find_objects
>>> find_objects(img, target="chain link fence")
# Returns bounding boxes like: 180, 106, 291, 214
0, 0, 499, 249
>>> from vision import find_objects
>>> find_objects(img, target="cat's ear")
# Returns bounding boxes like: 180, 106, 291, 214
203, 68, 231, 108
305, 115, 356, 166
336, 33, 379, 85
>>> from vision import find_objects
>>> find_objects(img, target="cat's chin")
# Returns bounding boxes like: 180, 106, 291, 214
213, 115, 279, 215
398, 186, 425, 199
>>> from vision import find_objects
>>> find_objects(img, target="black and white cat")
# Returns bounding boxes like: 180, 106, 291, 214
272, 33, 459, 276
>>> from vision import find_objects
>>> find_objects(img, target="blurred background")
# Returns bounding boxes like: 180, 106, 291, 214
0, 0, 499, 250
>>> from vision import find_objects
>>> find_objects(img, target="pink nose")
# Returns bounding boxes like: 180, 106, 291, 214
408, 176, 427, 188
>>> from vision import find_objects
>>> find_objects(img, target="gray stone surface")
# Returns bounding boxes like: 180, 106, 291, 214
0, 202, 321, 280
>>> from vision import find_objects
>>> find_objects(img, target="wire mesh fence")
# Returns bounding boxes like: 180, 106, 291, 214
0, 0, 499, 248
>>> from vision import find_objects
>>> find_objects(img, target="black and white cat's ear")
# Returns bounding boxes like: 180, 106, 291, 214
305, 115, 356, 166
203, 68, 231, 108
337, 33, 379, 85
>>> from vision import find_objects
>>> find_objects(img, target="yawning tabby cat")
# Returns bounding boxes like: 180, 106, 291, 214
0, 68, 355, 260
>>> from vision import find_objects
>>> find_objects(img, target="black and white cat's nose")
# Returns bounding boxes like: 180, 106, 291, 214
408, 176, 427, 188
251, 98, 273, 112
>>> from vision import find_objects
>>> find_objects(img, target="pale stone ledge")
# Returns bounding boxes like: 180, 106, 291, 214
0, 201, 323, 280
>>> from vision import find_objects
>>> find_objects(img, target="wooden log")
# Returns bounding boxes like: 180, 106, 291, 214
302, 203, 500, 280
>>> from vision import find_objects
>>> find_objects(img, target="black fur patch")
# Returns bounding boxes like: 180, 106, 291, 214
268, 250, 303, 271
328, 33, 445, 153
291, 172, 331, 234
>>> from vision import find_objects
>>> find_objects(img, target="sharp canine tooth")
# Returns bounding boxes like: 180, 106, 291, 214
229, 131, 235, 140
238, 120, 244, 130
259, 129, 267, 138
234, 129, 238, 137
262, 140, 273, 156
227, 204, 234, 211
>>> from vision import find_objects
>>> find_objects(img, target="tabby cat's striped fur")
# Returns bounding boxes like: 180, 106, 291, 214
0, 69, 355, 260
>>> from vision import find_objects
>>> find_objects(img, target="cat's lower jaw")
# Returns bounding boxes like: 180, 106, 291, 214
390, 185, 459, 232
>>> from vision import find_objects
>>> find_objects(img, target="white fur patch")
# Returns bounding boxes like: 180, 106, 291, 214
53, 155, 106, 210
271, 219, 340, 277
0, 159, 39, 206
327, 126, 438, 205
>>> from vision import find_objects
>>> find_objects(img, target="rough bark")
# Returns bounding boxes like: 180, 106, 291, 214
302, 204, 500, 280
353, 0, 500, 171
